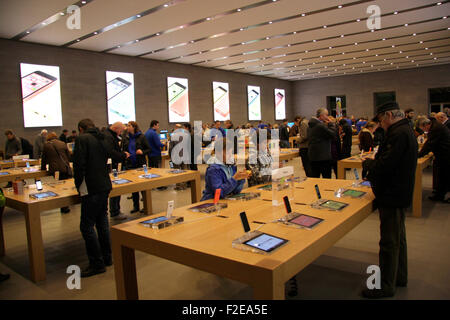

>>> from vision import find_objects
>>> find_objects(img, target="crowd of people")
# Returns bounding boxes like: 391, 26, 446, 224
1, 106, 449, 294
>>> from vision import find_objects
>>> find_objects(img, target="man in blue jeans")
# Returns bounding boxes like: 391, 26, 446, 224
73, 119, 114, 277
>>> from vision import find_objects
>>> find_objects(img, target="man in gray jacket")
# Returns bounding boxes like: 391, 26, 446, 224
33, 129, 47, 159
307, 108, 336, 178
4, 130, 22, 159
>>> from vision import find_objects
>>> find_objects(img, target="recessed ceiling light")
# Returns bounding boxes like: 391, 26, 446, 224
190, 40, 194, 43
137, 14, 141, 18
434, 57, 437, 59
26, 31, 30, 34
320, 55, 323, 58
363, 61, 366, 64
237, 8, 241, 11
443, 16, 447, 19
323, 25, 327, 28
240, 28, 244, 31
430, 53, 433, 55
299, 58, 302, 61
399, 51, 402, 53
394, 11, 398, 14
382, 38, 386, 41
301, 13, 306, 17
206, 17, 211, 21
392, 45, 395, 47
437, 2, 442, 5
406, 56, 409, 58
375, 54, 378, 56
180, 26, 183, 28
404, 24, 408, 26
425, 47, 429, 50
293, 31, 297, 34
332, 60, 335, 62
342, 52, 345, 55
371, 29, 374, 32
329, 46, 332, 49
313, 40, 316, 42
353, 57, 356, 59
135, 39, 139, 42
156, 33, 160, 36
60, 12, 64, 15
338, 5, 343, 8
266, 37, 270, 40
420, 41, 423, 43
269, 21, 272, 24
82, 1, 86, 4
77, 39, 80, 42
356, 19, 360, 22
354, 42, 358, 45
42, 22, 46, 25
366, 49, 369, 51
117, 45, 120, 48
413, 33, 416, 36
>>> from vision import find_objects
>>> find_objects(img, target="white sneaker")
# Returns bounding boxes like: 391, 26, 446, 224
112, 213, 127, 220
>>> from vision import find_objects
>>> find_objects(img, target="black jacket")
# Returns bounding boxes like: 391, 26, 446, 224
102, 128, 127, 169
280, 125, 290, 142
363, 118, 418, 208
122, 132, 151, 168
73, 128, 112, 195
340, 123, 353, 156
307, 118, 335, 161
418, 120, 450, 164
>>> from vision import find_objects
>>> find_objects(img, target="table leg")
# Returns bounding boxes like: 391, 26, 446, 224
337, 162, 346, 180
412, 164, 423, 218
142, 190, 152, 215
253, 278, 285, 300
112, 242, 138, 300
0, 206, 5, 257
190, 174, 202, 203
24, 206, 46, 282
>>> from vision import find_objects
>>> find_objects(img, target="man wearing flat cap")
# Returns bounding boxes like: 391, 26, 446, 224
361, 101, 418, 299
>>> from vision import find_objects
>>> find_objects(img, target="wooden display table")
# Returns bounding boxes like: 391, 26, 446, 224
0, 167, 49, 184
1, 168, 201, 282
111, 178, 374, 300
337, 153, 433, 217
0, 159, 40, 170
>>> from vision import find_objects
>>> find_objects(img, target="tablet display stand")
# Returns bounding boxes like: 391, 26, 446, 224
351, 180, 372, 188
140, 216, 184, 230
334, 188, 367, 199
310, 199, 348, 211
232, 230, 282, 255
272, 166, 294, 206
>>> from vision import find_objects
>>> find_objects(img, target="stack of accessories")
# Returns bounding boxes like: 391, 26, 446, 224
278, 212, 324, 230
189, 202, 228, 213
257, 184, 272, 191
139, 174, 161, 179
311, 199, 349, 211
335, 188, 367, 198
112, 178, 132, 185
226, 192, 261, 201
286, 176, 307, 183
232, 230, 288, 254
0, 172, 10, 176
29, 191, 58, 199
139, 215, 184, 230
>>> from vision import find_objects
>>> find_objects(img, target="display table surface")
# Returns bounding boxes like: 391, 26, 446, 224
1, 168, 201, 282
111, 178, 374, 300
0, 159, 40, 170
0, 167, 49, 183
337, 153, 433, 217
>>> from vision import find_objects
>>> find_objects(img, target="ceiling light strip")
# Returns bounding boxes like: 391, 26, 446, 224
11, 0, 94, 40
166, 1, 450, 63
103, 0, 279, 54
63, 0, 187, 47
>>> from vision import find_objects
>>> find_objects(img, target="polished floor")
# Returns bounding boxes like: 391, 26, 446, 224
0, 155, 449, 300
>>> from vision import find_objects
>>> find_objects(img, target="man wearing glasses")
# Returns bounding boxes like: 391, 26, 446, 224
361, 102, 418, 299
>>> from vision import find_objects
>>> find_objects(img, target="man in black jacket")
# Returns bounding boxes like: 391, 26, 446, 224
73, 119, 113, 277
362, 102, 418, 298
418, 117, 450, 202
338, 118, 353, 159
103, 122, 130, 220
279, 120, 290, 148
307, 108, 336, 178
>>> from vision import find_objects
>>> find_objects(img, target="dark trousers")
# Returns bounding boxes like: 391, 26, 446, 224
299, 148, 312, 177
310, 160, 332, 179
132, 191, 145, 210
378, 207, 407, 294
149, 156, 161, 168
109, 196, 121, 217
80, 191, 111, 269
435, 160, 449, 199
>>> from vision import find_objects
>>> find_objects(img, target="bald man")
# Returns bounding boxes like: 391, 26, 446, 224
436, 112, 450, 131
102, 122, 130, 220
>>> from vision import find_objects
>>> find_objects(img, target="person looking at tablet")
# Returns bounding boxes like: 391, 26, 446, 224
73, 119, 114, 277
122, 121, 151, 213
201, 138, 248, 201
362, 102, 418, 298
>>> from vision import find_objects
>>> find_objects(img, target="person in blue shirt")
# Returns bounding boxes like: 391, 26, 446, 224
356, 117, 368, 133
145, 120, 166, 168
201, 138, 249, 201
210, 121, 226, 141
258, 121, 268, 129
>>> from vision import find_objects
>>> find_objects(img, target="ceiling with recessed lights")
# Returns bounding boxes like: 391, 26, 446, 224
1, 0, 449, 81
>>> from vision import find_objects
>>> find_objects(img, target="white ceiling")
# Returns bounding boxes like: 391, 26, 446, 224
1, 0, 449, 81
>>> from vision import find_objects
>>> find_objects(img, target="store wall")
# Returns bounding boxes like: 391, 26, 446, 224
293, 64, 450, 119
0, 38, 293, 147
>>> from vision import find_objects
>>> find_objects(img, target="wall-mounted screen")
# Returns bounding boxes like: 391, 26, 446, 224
106, 71, 136, 124
247, 85, 261, 121
20, 63, 63, 127
274, 88, 286, 120
213, 82, 230, 121
168, 77, 189, 123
